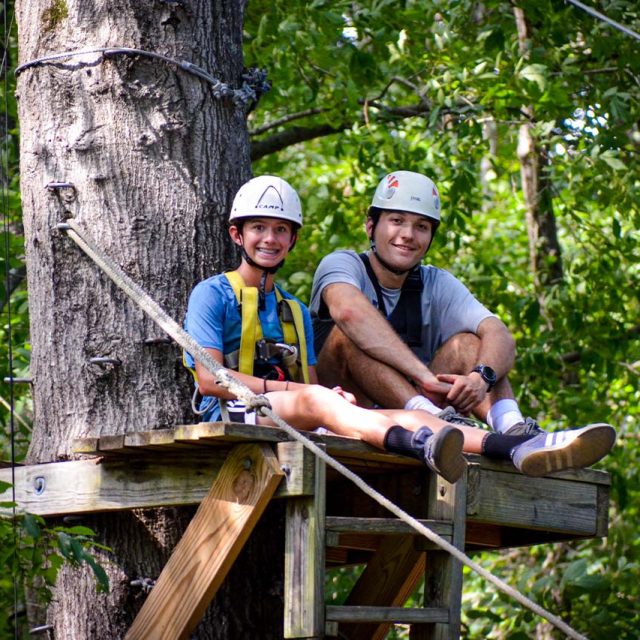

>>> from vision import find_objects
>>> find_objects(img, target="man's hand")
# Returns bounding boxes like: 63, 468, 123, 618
415, 375, 453, 406
436, 373, 487, 415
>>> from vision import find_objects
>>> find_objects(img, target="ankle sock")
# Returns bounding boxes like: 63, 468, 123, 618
384, 425, 428, 459
487, 399, 524, 434
481, 433, 534, 460
404, 394, 441, 415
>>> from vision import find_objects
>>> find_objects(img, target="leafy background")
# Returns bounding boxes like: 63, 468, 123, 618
2, 0, 640, 637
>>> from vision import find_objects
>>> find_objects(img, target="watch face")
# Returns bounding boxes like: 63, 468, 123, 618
483, 366, 497, 384
474, 365, 496, 388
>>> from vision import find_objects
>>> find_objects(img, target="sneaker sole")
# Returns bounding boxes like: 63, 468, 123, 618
430, 425, 467, 483
518, 423, 616, 477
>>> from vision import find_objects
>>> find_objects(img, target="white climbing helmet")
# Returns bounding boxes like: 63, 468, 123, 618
370, 171, 441, 224
230, 175, 303, 228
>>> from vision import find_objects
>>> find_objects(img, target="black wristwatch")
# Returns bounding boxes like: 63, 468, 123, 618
471, 364, 497, 392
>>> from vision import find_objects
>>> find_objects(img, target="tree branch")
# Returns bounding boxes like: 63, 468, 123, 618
249, 98, 483, 161
250, 123, 349, 160
250, 107, 329, 136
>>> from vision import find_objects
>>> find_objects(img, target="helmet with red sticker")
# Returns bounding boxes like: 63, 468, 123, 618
369, 171, 441, 225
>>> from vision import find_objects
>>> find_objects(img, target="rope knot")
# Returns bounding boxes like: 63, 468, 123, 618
244, 394, 271, 415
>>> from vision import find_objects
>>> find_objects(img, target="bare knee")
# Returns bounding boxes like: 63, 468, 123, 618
317, 327, 353, 385
296, 384, 336, 417
430, 332, 480, 374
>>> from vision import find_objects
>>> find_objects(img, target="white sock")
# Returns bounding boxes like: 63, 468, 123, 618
404, 394, 441, 415
487, 399, 524, 434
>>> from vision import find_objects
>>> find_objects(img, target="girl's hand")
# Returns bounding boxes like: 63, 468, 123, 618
332, 386, 357, 405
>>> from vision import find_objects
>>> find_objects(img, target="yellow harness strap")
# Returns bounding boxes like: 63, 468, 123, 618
224, 270, 310, 383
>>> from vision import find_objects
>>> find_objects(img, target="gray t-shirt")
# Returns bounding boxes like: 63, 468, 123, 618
310, 249, 495, 363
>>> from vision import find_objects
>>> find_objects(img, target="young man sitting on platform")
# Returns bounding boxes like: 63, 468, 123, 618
183, 176, 616, 484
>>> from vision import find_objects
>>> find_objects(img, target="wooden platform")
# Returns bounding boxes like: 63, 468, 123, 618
0, 421, 610, 550
0, 422, 611, 639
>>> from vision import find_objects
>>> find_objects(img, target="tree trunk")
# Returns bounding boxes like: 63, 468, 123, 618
513, 7, 564, 292
15, 2, 283, 637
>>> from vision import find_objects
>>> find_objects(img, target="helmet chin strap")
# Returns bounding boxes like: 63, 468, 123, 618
370, 242, 415, 275
239, 247, 284, 310
239, 231, 299, 309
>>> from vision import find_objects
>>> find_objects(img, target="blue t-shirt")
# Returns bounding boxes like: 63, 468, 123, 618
184, 273, 316, 421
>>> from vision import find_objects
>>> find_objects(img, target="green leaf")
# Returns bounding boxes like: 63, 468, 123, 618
519, 63, 548, 92
22, 514, 41, 540
84, 555, 110, 593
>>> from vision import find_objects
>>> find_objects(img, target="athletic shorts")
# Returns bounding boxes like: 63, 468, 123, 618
224, 399, 257, 425
224, 398, 331, 435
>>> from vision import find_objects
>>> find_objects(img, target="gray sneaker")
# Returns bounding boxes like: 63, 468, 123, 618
503, 416, 545, 437
437, 406, 479, 429
412, 425, 467, 483
511, 423, 616, 476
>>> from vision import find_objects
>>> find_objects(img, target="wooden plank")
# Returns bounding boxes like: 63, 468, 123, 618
464, 454, 611, 485
173, 422, 291, 445
466, 466, 601, 535
413, 472, 467, 640
0, 448, 328, 518
340, 534, 426, 640
326, 516, 452, 537
126, 443, 284, 640
281, 442, 326, 639
326, 606, 448, 624
0, 456, 227, 516
595, 484, 610, 537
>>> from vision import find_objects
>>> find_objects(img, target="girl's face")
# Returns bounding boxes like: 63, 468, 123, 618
230, 217, 295, 268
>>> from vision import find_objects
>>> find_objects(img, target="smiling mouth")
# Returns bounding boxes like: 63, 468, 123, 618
255, 248, 281, 258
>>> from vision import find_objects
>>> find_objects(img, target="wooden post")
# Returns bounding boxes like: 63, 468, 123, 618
126, 443, 284, 640
411, 471, 467, 640
279, 441, 326, 639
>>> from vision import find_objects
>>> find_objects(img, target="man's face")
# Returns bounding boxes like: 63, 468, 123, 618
366, 210, 433, 271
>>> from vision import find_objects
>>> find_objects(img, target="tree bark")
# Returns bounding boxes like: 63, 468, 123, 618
513, 6, 564, 291
15, 2, 285, 637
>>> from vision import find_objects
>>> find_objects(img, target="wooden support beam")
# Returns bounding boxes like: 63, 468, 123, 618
0, 450, 317, 517
326, 606, 448, 624
340, 534, 427, 640
411, 473, 467, 640
125, 443, 284, 640
281, 442, 326, 639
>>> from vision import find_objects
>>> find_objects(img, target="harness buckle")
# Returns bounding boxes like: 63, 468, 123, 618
255, 338, 298, 367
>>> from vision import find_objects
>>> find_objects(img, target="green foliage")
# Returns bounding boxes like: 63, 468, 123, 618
248, 1, 640, 636
0, 487, 110, 636
1, 0, 31, 463
1, 0, 639, 635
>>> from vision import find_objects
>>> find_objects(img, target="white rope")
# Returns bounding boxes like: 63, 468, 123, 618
58, 219, 588, 640
565, 0, 640, 42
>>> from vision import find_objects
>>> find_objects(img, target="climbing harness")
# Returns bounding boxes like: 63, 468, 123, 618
359, 252, 423, 347
224, 269, 310, 383
56, 218, 590, 640
184, 269, 310, 418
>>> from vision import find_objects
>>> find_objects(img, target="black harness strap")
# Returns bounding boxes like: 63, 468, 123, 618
359, 252, 423, 347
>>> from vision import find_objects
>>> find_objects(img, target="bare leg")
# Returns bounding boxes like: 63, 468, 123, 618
316, 326, 418, 409
255, 385, 488, 454
256, 385, 394, 448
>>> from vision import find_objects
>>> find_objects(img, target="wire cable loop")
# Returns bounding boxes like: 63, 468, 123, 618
15, 46, 269, 107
